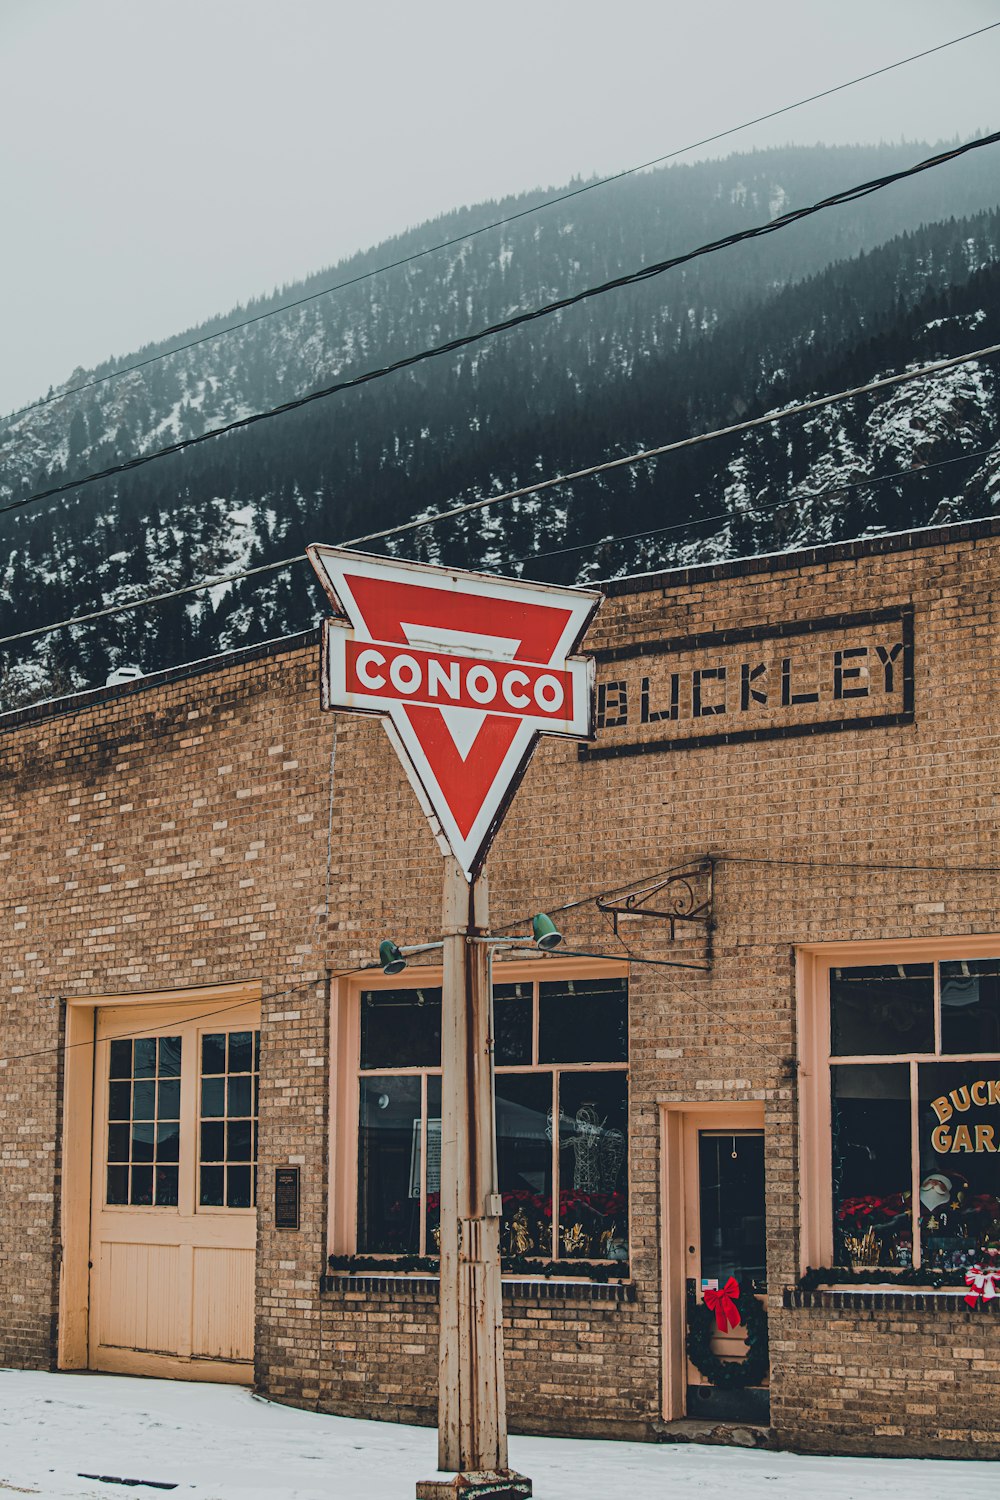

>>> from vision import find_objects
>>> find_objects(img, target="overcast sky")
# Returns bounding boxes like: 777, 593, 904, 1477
1, 0, 998, 415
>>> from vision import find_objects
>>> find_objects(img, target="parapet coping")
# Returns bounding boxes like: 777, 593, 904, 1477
600, 514, 1000, 597
321, 1272, 636, 1303
0, 627, 320, 734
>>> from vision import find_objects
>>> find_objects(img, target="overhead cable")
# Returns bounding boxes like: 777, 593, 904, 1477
1, 339, 997, 652
511, 440, 1000, 567
4, 127, 1000, 524
5, 19, 998, 425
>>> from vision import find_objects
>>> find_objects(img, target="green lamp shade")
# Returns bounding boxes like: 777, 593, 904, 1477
379, 940, 407, 976
532, 913, 562, 951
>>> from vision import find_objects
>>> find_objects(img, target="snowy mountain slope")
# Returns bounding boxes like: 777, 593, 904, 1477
1, 141, 999, 705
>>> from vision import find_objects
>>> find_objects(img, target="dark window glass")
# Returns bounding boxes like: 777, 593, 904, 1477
361, 989, 442, 1070
132, 1081, 156, 1121
133, 1037, 157, 1078
497, 1073, 553, 1260
227, 1119, 252, 1161
941, 959, 1000, 1055
201, 1121, 225, 1162
107, 1034, 184, 1207
831, 1063, 912, 1267
254, 1032, 261, 1072
131, 1165, 153, 1206
201, 1078, 225, 1117
557, 1072, 628, 1258
227, 1166, 252, 1209
228, 1031, 253, 1073
357, 1074, 422, 1253
109, 1040, 132, 1079
108, 1081, 131, 1121
918, 1061, 1000, 1269
157, 1079, 180, 1120
201, 1033, 227, 1076
200, 1165, 224, 1207
830, 965, 933, 1056
155, 1165, 179, 1207
699, 1132, 766, 1288
199, 1028, 260, 1209
158, 1036, 181, 1077
106, 1164, 129, 1205
227, 1076, 251, 1118
156, 1122, 180, 1162
539, 978, 627, 1064
424, 1076, 442, 1254
493, 984, 532, 1065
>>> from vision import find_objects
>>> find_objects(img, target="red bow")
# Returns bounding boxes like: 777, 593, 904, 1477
703, 1277, 741, 1332
964, 1264, 999, 1308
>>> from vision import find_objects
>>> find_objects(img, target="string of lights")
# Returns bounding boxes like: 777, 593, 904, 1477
5, 19, 997, 426
5, 128, 999, 525
0, 339, 997, 654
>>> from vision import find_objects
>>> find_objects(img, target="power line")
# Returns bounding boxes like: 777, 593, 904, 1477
5, 128, 1000, 525
509, 440, 1000, 568
344, 341, 1000, 548
1, 338, 998, 653
0, 964, 379, 1071
6, 20, 998, 427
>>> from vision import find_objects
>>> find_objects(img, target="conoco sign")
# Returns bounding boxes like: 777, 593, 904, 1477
307, 546, 601, 879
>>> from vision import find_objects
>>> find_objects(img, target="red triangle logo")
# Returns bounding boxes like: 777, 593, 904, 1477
343, 574, 575, 840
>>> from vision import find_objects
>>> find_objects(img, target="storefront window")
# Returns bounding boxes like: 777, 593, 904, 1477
829, 958, 1000, 1272
356, 976, 629, 1265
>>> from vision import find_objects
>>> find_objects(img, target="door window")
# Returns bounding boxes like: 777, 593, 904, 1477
199, 1030, 260, 1209
104, 1027, 259, 1211
106, 1035, 182, 1207
698, 1131, 766, 1289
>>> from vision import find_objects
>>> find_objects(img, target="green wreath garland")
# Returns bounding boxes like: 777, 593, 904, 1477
686, 1293, 769, 1389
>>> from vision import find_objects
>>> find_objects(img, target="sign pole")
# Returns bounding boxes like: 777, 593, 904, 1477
418, 858, 530, 1500
306, 545, 598, 1500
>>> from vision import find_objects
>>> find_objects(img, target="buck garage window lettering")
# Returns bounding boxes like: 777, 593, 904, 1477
828, 958, 1000, 1272
356, 976, 629, 1267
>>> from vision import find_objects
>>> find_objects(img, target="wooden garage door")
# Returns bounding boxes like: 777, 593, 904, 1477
89, 999, 259, 1382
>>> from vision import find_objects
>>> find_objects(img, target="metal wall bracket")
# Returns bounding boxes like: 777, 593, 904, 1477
596, 857, 714, 945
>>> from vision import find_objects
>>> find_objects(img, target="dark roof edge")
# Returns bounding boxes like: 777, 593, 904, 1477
0, 628, 320, 734
601, 514, 1000, 597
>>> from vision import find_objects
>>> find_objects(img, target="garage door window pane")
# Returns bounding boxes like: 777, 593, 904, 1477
105, 1035, 182, 1208
198, 1030, 260, 1210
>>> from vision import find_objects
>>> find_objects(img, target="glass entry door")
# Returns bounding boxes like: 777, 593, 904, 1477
684, 1124, 769, 1424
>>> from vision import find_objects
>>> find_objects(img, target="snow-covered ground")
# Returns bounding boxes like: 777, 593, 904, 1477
0, 1369, 995, 1500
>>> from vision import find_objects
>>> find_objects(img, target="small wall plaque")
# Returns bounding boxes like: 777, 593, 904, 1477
275, 1166, 300, 1230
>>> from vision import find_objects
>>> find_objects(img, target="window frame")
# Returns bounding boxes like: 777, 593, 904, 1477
329, 957, 629, 1264
798, 935, 1000, 1276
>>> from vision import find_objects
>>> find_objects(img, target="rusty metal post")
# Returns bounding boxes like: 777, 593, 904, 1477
416, 858, 531, 1500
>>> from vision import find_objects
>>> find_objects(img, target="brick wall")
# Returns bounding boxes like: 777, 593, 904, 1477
1, 518, 999, 1455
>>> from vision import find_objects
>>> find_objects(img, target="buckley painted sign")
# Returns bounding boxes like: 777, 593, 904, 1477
580, 606, 913, 760
307, 546, 601, 879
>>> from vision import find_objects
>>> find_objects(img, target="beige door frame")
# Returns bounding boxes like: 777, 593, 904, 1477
659, 1101, 765, 1421
58, 980, 262, 1372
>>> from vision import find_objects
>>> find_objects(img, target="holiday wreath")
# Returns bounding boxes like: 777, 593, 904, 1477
686, 1279, 769, 1390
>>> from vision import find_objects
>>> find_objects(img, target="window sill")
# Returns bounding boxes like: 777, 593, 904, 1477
320, 1271, 636, 1303
784, 1285, 995, 1313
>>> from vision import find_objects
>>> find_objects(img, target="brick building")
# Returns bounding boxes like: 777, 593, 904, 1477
2, 517, 1000, 1457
